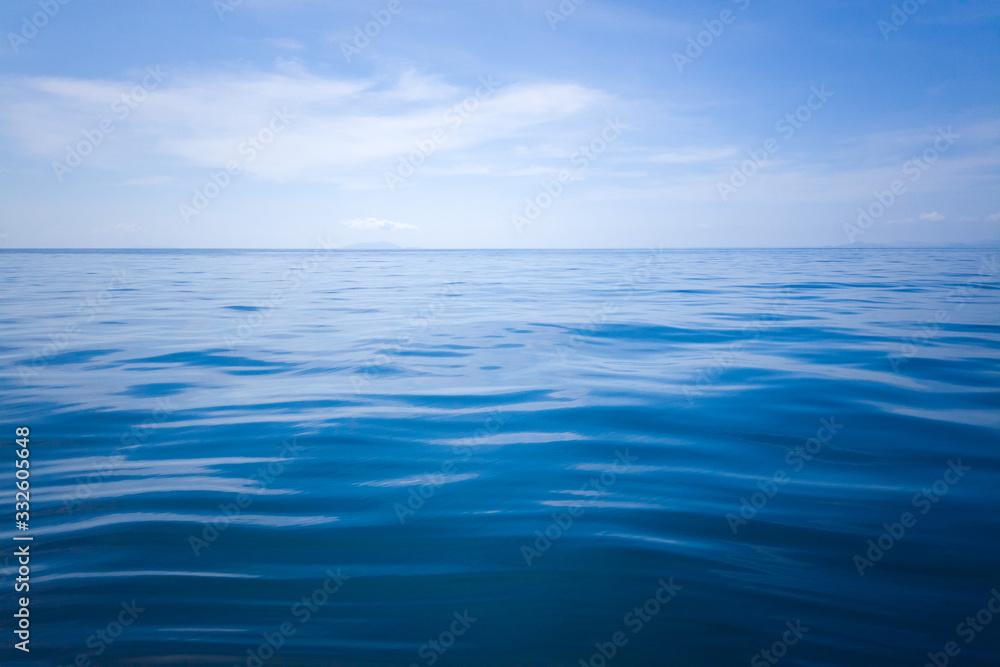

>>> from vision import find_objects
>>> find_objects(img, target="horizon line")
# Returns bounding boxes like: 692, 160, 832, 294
1, 245, 998, 252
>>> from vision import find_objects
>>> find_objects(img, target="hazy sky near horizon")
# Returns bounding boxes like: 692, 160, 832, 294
0, 0, 998, 248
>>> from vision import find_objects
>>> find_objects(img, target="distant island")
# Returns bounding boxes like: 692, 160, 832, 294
340, 242, 407, 250
834, 240, 1000, 249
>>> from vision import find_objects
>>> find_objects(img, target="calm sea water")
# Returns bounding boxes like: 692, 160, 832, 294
1, 248, 998, 666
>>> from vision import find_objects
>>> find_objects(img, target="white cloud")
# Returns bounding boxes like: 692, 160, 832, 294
265, 38, 305, 50
341, 218, 417, 231
650, 147, 738, 163
919, 211, 945, 221
0, 68, 607, 186
988, 212, 1000, 222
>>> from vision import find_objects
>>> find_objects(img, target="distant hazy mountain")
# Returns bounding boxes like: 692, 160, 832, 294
340, 241, 404, 250
834, 240, 1000, 249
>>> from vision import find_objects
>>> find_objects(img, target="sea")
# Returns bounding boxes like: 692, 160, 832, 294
1, 248, 998, 666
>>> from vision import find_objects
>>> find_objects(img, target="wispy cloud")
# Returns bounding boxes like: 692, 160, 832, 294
650, 147, 738, 164
919, 211, 945, 221
265, 38, 306, 50
0, 68, 608, 187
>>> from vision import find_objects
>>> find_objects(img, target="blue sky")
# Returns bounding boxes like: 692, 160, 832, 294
0, 0, 997, 248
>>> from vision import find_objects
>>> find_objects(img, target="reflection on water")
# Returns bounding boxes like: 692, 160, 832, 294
1, 248, 998, 665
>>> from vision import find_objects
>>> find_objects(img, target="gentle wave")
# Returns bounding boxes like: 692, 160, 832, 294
0, 248, 998, 666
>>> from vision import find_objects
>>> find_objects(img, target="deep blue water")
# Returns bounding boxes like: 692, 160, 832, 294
1, 248, 998, 666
